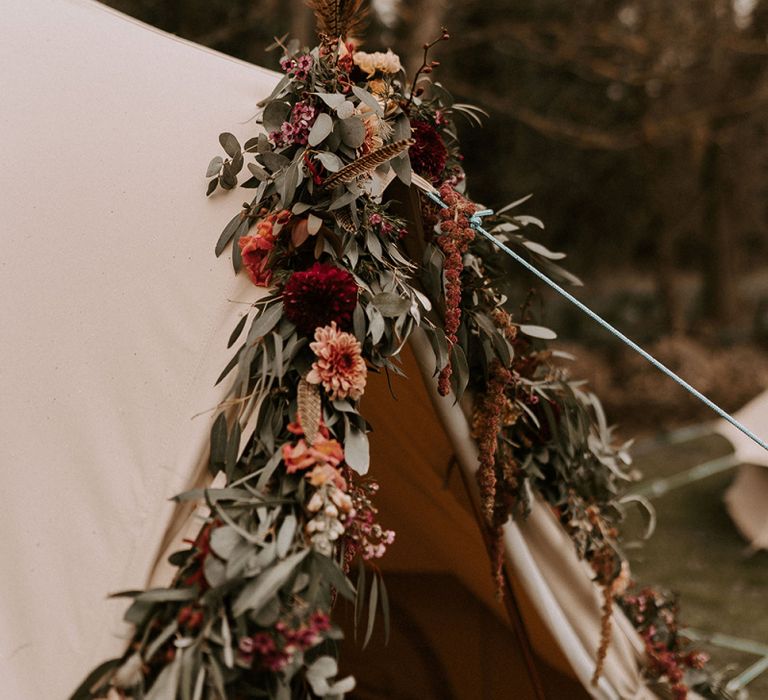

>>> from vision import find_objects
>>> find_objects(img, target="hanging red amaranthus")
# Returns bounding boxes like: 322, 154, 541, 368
435, 184, 478, 395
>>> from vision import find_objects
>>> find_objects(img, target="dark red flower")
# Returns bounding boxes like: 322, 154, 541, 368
282, 262, 358, 335
409, 119, 448, 184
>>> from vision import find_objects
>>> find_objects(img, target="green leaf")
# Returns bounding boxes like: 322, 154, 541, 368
248, 302, 284, 341
219, 132, 241, 158
221, 614, 234, 669
145, 619, 179, 662
209, 413, 227, 475
206, 177, 219, 196
450, 343, 470, 400
519, 324, 557, 340
391, 152, 412, 186
136, 587, 197, 603
247, 162, 269, 181
312, 551, 356, 603
339, 117, 365, 149
146, 653, 182, 700
372, 292, 410, 318
308, 113, 334, 146
215, 213, 243, 257
232, 549, 309, 616
523, 240, 566, 260
262, 101, 290, 132
210, 526, 242, 560
69, 657, 122, 700
344, 421, 369, 475
276, 514, 297, 558
379, 571, 390, 645
206, 156, 223, 177
393, 113, 411, 141
354, 559, 366, 636
315, 151, 342, 172
228, 314, 249, 349
260, 151, 290, 173
363, 572, 378, 649
225, 419, 241, 480
313, 91, 347, 110
351, 86, 384, 116
215, 344, 243, 386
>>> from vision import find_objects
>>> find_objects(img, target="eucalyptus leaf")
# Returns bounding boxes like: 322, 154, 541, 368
393, 113, 411, 141
228, 314, 249, 349
262, 101, 290, 133
337, 101, 355, 119
315, 151, 342, 173
215, 212, 243, 257
308, 113, 333, 146
313, 91, 346, 110
519, 324, 557, 340
363, 572, 379, 649
247, 162, 269, 181
248, 302, 284, 341
219, 132, 240, 158
344, 422, 369, 475
372, 292, 410, 318
260, 151, 290, 173
338, 117, 365, 149
136, 587, 197, 604
210, 526, 242, 560
276, 514, 297, 559
449, 343, 470, 401
307, 213, 323, 235
209, 412, 227, 475
390, 153, 412, 186
523, 239, 566, 260
232, 549, 309, 616
206, 156, 223, 177
351, 86, 383, 116
146, 653, 182, 700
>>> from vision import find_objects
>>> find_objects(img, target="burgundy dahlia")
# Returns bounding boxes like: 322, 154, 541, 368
409, 119, 448, 184
283, 262, 358, 335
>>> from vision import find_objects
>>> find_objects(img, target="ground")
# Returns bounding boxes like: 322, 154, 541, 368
627, 434, 768, 698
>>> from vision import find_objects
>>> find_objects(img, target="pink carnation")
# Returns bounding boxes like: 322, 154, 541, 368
307, 322, 367, 401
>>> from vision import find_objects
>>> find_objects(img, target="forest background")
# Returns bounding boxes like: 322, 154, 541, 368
104, 0, 768, 433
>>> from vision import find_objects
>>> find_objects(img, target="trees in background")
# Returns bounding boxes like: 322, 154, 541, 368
106, 0, 768, 336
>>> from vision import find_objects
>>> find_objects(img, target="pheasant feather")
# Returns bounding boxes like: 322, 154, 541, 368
323, 139, 414, 188
307, 0, 368, 40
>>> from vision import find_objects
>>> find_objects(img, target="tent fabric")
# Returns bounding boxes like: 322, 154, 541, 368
410, 331, 656, 700
0, 1, 271, 695
715, 391, 768, 550
0, 0, 656, 697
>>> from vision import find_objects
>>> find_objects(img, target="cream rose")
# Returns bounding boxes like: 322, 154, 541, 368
353, 49, 403, 77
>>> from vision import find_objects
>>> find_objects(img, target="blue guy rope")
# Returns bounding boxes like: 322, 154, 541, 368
425, 190, 768, 453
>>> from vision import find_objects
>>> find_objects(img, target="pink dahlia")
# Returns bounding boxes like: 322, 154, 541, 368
307, 322, 367, 401
282, 262, 358, 335
409, 119, 448, 184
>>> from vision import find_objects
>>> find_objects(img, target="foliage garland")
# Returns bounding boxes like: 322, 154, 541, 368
73, 5, 727, 700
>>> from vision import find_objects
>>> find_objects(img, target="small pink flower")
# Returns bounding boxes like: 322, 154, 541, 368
306, 322, 367, 401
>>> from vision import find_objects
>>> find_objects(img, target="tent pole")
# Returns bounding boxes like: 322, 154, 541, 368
455, 462, 549, 700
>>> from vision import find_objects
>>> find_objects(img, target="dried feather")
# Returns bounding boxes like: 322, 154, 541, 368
323, 139, 414, 188
307, 0, 368, 40
298, 378, 323, 445
334, 208, 358, 234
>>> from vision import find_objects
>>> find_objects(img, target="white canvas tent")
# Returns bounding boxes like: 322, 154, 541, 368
716, 392, 768, 550
0, 1, 659, 697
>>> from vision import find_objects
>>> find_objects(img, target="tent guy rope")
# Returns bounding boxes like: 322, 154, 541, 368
424, 189, 768, 454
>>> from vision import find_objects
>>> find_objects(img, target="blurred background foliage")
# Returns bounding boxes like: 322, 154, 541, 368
105, 0, 768, 431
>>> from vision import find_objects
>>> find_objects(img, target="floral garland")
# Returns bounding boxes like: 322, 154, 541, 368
73, 4, 725, 700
